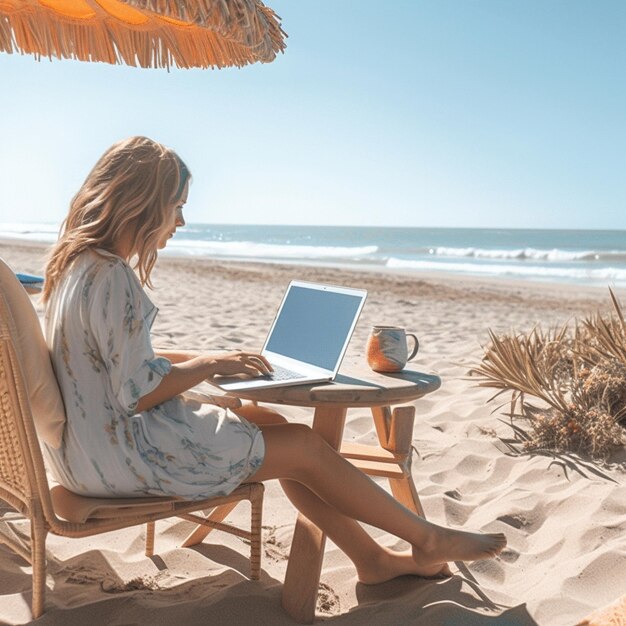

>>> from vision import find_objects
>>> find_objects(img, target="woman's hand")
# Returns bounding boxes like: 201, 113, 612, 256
136, 351, 272, 413
206, 351, 273, 379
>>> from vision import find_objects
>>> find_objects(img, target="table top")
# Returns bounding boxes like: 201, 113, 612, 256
222, 359, 441, 408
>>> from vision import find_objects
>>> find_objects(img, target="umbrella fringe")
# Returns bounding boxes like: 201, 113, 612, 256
0, 0, 285, 69
124, 0, 287, 48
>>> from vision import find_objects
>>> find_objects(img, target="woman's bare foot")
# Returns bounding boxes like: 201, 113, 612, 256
357, 548, 452, 585
412, 527, 506, 570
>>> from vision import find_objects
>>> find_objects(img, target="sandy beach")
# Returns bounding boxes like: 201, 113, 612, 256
1, 240, 624, 625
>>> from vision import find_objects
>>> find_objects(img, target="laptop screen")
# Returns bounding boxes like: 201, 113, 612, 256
264, 284, 365, 371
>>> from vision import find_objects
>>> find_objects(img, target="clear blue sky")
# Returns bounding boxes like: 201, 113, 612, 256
1, 1, 625, 228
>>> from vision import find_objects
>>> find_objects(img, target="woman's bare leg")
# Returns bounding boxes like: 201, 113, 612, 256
274, 467, 443, 581
235, 404, 423, 582
236, 407, 506, 573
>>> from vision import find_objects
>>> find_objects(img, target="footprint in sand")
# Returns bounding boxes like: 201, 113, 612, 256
263, 525, 291, 562
101, 574, 165, 593
444, 489, 462, 500
498, 548, 520, 563
497, 513, 533, 530
317, 582, 340, 615
62, 565, 108, 586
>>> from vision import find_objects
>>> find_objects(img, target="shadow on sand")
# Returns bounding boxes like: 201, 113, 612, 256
351, 573, 538, 625
1, 536, 539, 625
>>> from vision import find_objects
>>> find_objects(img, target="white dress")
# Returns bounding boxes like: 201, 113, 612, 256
44, 248, 265, 500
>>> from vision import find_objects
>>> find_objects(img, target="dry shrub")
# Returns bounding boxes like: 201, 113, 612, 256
472, 289, 626, 458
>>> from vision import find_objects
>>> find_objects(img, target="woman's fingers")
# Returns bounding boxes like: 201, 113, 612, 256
245, 353, 273, 374
210, 351, 274, 378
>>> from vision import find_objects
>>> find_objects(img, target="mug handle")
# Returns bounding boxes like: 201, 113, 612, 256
406, 333, 419, 361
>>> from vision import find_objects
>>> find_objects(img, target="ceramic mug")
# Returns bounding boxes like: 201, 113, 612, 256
366, 326, 419, 372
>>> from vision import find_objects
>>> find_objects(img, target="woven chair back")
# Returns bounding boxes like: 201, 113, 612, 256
0, 291, 53, 519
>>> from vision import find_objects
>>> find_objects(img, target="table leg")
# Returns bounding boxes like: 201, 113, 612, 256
372, 405, 426, 518
389, 476, 425, 517
281, 405, 347, 624
371, 406, 392, 447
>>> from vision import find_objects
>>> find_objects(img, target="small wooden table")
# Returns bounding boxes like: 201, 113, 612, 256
223, 361, 441, 624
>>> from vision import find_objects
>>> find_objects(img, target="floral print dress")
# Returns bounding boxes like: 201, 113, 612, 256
44, 248, 264, 500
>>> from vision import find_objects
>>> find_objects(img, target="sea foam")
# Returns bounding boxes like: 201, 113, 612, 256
430, 246, 608, 262
387, 257, 626, 284
165, 239, 379, 260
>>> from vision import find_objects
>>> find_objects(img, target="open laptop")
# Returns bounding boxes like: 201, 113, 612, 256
216, 280, 367, 391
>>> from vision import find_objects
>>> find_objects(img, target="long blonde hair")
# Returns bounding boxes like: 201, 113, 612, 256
44, 136, 190, 302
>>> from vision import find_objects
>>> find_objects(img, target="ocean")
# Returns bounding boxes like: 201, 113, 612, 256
3, 222, 626, 288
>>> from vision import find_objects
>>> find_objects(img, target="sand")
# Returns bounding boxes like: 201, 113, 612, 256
1, 240, 624, 625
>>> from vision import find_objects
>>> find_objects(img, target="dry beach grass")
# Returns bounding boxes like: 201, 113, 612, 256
472, 290, 626, 458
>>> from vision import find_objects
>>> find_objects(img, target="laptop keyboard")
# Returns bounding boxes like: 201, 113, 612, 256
263, 364, 306, 381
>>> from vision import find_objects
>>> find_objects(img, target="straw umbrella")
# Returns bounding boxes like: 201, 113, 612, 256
0, 0, 286, 69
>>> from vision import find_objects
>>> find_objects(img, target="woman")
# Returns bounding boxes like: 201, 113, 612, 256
43, 136, 506, 584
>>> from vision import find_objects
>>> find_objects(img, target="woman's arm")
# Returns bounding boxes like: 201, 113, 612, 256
136, 351, 273, 412
154, 349, 203, 364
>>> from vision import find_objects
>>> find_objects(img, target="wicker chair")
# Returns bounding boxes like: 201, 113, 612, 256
0, 278, 263, 619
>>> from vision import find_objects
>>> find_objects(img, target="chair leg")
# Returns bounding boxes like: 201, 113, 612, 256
30, 518, 48, 619
145, 521, 155, 557
181, 503, 238, 547
249, 483, 264, 580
